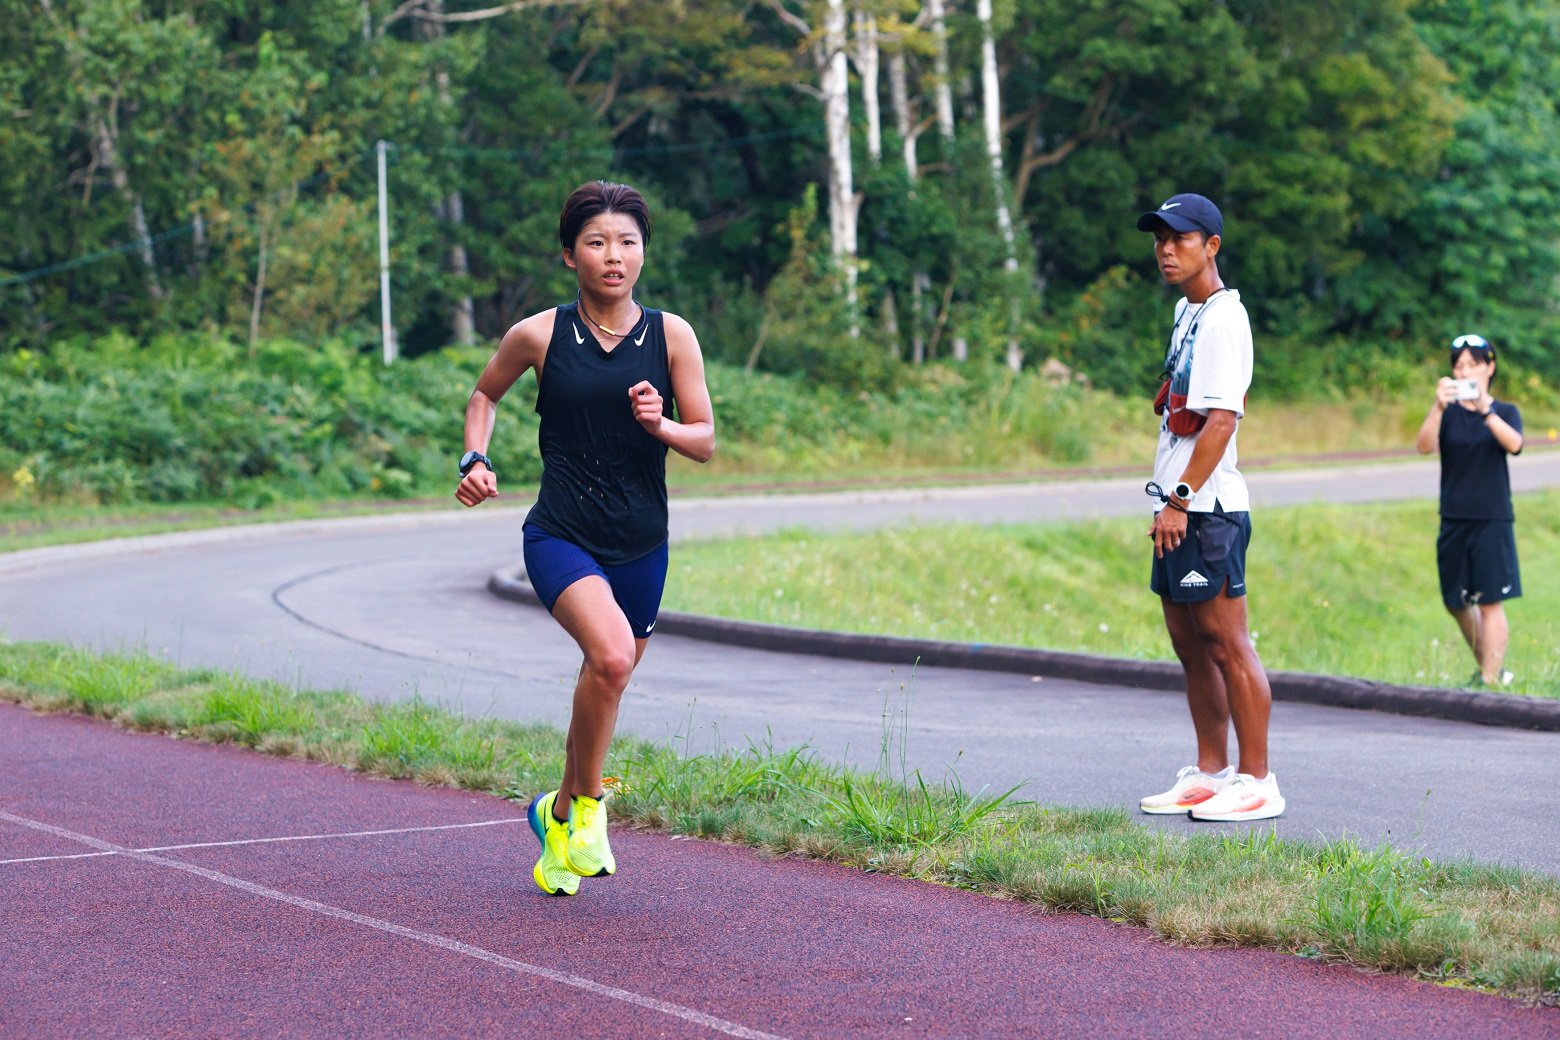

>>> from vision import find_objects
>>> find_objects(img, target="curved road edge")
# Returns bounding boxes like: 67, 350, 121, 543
489, 568, 1560, 733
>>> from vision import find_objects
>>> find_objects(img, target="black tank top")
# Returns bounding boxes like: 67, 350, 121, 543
525, 301, 674, 564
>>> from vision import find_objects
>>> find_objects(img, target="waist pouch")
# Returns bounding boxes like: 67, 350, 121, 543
1153, 378, 1207, 437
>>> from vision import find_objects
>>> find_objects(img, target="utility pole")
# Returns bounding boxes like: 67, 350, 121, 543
377, 139, 396, 365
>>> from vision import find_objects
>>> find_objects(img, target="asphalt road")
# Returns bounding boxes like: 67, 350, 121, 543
2, 451, 1558, 873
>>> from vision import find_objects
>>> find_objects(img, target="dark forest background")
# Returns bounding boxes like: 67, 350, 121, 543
4, 0, 1558, 395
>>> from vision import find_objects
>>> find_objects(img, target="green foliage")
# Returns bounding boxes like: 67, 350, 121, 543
0, 333, 540, 505
748, 186, 898, 391
6, 0, 1560, 393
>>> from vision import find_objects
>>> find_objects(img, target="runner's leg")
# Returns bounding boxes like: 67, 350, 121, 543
550, 576, 642, 808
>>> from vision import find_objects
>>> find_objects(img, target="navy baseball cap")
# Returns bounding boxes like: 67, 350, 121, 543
1137, 193, 1223, 238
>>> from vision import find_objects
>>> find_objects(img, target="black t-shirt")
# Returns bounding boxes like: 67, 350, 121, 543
525, 302, 674, 564
1438, 400, 1522, 520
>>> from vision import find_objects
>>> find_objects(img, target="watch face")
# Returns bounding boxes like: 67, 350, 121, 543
1174, 483, 1193, 500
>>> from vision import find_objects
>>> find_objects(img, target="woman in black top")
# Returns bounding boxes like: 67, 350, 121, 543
1415, 334, 1524, 687
456, 181, 715, 896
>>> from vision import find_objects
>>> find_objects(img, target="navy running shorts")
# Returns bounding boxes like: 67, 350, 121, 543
1150, 505, 1252, 603
1437, 519, 1521, 610
522, 524, 668, 639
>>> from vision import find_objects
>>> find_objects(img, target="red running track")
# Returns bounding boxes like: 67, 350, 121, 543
1, 702, 1554, 1039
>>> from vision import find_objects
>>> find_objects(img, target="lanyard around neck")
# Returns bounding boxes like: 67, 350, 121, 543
1163, 287, 1233, 379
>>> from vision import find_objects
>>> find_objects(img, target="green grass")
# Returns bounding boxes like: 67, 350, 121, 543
664, 488, 1560, 698
2, 640, 1556, 1004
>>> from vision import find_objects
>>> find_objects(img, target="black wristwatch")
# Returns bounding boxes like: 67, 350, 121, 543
458, 450, 493, 477
1172, 481, 1194, 503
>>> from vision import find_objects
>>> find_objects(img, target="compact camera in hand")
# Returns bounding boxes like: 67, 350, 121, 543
1455, 379, 1481, 401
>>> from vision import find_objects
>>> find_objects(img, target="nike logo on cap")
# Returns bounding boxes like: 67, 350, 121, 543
1161, 202, 1182, 210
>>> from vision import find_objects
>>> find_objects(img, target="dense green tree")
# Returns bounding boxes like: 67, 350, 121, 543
1360, 0, 1560, 371
3, 0, 1558, 391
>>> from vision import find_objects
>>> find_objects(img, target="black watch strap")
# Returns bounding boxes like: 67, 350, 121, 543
459, 450, 493, 477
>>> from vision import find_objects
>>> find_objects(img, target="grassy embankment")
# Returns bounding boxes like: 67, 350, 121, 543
665, 489, 1560, 698
1, 641, 1555, 1004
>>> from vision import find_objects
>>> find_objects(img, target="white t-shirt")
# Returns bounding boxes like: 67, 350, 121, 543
1152, 288, 1252, 514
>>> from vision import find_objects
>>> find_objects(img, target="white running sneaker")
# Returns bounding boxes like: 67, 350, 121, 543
1189, 772, 1286, 822
1139, 765, 1234, 815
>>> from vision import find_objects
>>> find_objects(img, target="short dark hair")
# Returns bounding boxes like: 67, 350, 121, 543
558, 180, 651, 252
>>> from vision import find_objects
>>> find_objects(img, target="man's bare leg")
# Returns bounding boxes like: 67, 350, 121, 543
1161, 596, 1231, 775
1185, 588, 1271, 778
1477, 602, 1509, 683
1448, 603, 1481, 670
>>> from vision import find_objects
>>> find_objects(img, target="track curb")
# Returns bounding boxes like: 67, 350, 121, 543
488, 568, 1560, 733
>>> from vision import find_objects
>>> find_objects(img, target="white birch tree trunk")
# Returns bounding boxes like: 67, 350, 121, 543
427, 1, 476, 346
822, 0, 858, 331
854, 10, 881, 166
93, 114, 165, 301
978, 0, 1022, 370
888, 49, 917, 180
928, 0, 955, 146
888, 44, 927, 361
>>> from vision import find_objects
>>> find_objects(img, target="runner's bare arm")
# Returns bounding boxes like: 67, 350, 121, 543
457, 312, 554, 506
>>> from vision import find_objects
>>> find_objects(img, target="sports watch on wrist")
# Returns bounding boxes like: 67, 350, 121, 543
458, 450, 493, 477
1172, 481, 1194, 503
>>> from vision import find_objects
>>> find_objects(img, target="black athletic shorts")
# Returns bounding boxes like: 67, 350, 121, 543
1150, 504, 1251, 603
1437, 519, 1521, 610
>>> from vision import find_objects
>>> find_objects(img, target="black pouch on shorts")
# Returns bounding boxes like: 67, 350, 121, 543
1195, 510, 1239, 565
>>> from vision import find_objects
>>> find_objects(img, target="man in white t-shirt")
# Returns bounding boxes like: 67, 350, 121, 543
1134, 193, 1284, 822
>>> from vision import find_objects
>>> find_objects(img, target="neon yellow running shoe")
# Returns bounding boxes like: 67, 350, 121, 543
565, 793, 616, 878
526, 790, 579, 896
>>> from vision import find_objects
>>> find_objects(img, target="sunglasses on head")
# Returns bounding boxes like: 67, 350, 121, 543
1451, 334, 1492, 353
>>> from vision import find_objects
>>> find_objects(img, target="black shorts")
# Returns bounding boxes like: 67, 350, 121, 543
1437, 519, 1521, 609
1150, 505, 1251, 603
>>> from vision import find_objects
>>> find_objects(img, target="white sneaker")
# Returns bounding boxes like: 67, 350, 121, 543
1139, 765, 1233, 815
1189, 772, 1285, 822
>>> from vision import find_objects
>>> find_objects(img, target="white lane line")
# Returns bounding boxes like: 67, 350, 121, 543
0, 817, 524, 866
0, 809, 789, 1040
1, 850, 114, 866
